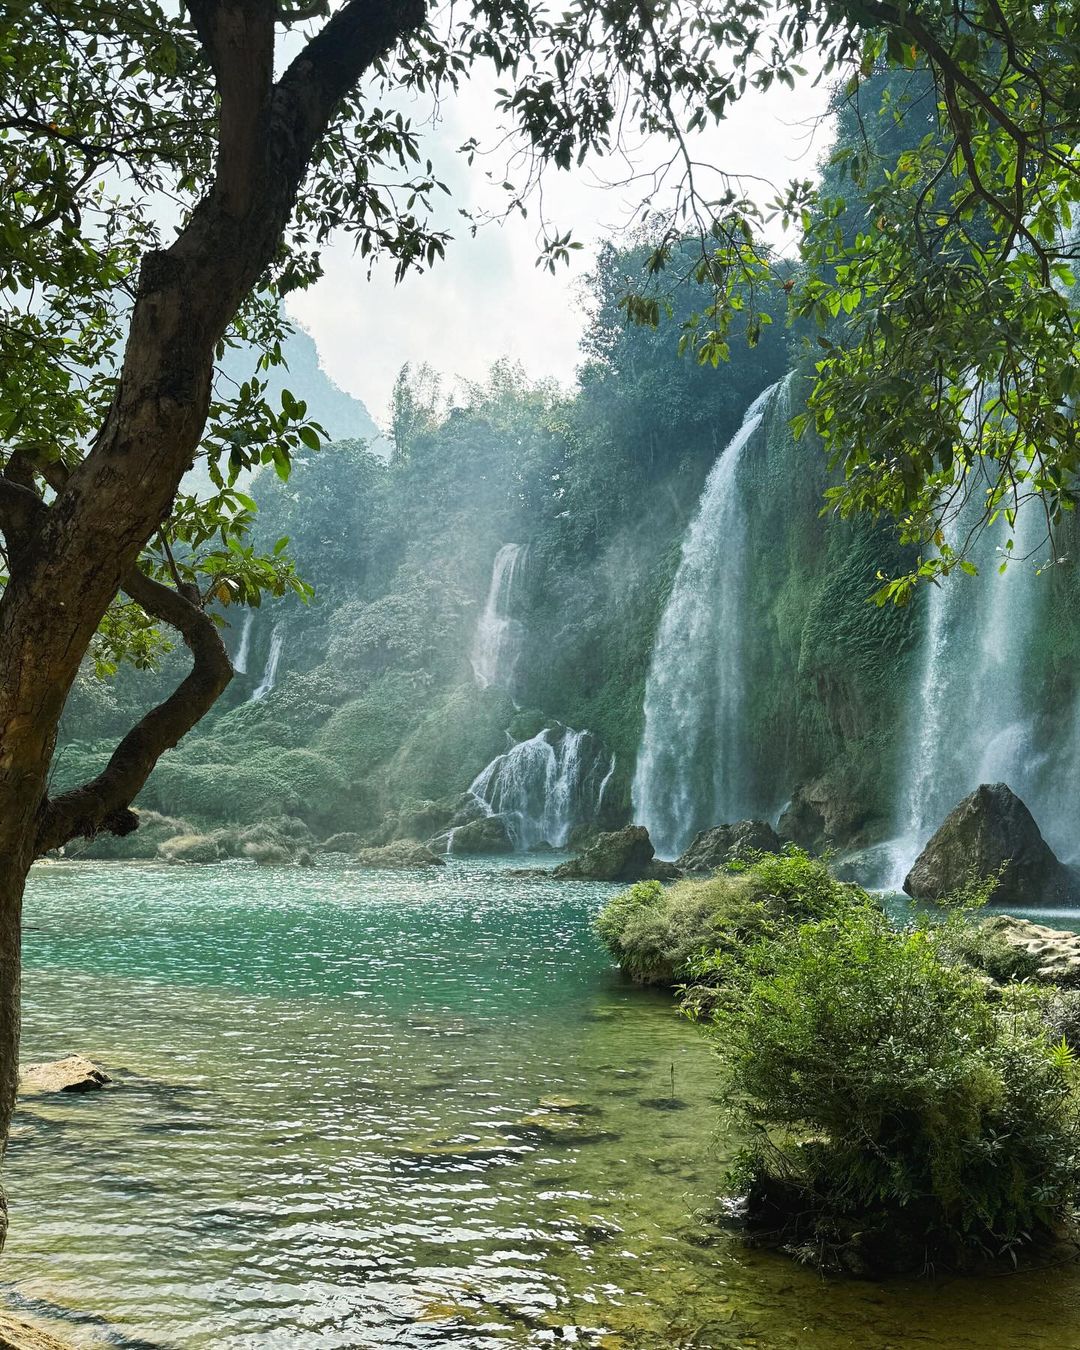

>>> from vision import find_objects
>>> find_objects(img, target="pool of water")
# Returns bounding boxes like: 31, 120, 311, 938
6, 858, 1080, 1348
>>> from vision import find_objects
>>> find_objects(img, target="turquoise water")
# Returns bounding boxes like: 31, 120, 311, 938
6, 858, 1080, 1349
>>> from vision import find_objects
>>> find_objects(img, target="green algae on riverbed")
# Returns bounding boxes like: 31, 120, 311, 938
7, 857, 1080, 1349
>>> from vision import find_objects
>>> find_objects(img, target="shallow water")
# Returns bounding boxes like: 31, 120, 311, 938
6, 858, 1080, 1349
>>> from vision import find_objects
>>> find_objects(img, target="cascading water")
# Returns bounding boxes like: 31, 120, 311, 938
233, 610, 254, 675
889, 493, 1046, 877
471, 543, 524, 693
467, 726, 614, 851
631, 379, 786, 859
251, 624, 285, 702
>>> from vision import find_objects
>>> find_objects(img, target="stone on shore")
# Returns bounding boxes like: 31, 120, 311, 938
981, 915, 1080, 986
904, 782, 1079, 907
20, 1055, 110, 1096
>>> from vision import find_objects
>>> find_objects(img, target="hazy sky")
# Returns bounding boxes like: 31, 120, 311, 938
289, 69, 834, 430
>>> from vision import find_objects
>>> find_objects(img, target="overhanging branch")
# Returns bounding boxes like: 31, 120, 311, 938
35, 568, 234, 854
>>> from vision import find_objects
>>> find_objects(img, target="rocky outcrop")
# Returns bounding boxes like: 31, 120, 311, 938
434, 814, 514, 854
778, 772, 877, 852
553, 826, 680, 882
20, 1055, 110, 1095
319, 831, 365, 854
904, 783, 1079, 907
355, 841, 446, 869
158, 833, 222, 864
980, 915, 1080, 985
676, 819, 782, 873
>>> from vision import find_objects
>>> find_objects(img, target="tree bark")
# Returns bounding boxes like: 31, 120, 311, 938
0, 0, 426, 1248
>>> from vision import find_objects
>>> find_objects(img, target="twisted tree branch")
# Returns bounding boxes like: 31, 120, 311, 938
35, 569, 234, 854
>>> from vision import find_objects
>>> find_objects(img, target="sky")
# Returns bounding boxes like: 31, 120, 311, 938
289, 65, 835, 432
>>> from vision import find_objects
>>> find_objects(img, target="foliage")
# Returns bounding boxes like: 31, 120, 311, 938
595, 848, 862, 987
698, 902, 1080, 1271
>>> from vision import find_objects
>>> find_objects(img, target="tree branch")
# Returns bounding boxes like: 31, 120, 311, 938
188, 0, 277, 218
35, 569, 234, 854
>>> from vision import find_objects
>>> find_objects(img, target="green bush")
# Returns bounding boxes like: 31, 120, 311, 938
595, 848, 863, 987
700, 905, 1080, 1273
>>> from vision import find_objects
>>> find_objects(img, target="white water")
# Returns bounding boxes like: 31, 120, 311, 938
251, 623, 285, 702
471, 543, 524, 692
631, 380, 784, 859
467, 726, 614, 851
887, 493, 1045, 881
233, 610, 254, 675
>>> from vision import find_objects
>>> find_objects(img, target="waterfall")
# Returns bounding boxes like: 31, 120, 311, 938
631, 379, 785, 859
467, 726, 614, 851
889, 493, 1044, 876
251, 624, 285, 702
471, 543, 524, 692
233, 611, 254, 675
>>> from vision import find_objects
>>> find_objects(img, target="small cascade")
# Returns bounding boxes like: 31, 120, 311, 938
471, 543, 524, 692
233, 610, 254, 675
889, 493, 1045, 878
251, 623, 285, 702
631, 379, 786, 859
467, 726, 614, 851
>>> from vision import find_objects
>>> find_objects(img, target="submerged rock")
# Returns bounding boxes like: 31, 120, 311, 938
355, 841, 446, 869
676, 819, 782, 873
20, 1055, 110, 1095
552, 826, 680, 882
904, 783, 1078, 907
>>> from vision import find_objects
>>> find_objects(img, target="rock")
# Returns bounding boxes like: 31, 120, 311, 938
778, 775, 875, 852
552, 826, 680, 882
318, 832, 366, 854
0, 1312, 79, 1350
242, 841, 292, 865
831, 842, 899, 888
355, 841, 446, 869
675, 819, 782, 873
158, 833, 222, 864
296, 849, 315, 868
904, 783, 1079, 907
566, 823, 601, 854
980, 915, 1080, 986
20, 1055, 110, 1095
436, 814, 514, 854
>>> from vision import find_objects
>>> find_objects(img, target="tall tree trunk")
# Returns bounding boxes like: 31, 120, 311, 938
0, 0, 426, 1249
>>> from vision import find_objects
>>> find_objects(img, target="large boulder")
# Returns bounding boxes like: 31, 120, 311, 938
676, 819, 782, 873
553, 826, 680, 882
20, 1055, 110, 1095
904, 783, 1078, 907
319, 832, 366, 855
436, 814, 514, 854
355, 841, 446, 869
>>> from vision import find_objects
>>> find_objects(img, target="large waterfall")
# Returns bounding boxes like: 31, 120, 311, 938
632, 380, 785, 859
251, 623, 285, 702
890, 497, 1049, 873
468, 726, 614, 851
471, 543, 524, 693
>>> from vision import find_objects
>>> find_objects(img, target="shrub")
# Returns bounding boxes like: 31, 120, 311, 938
699, 904, 1080, 1273
595, 848, 865, 987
